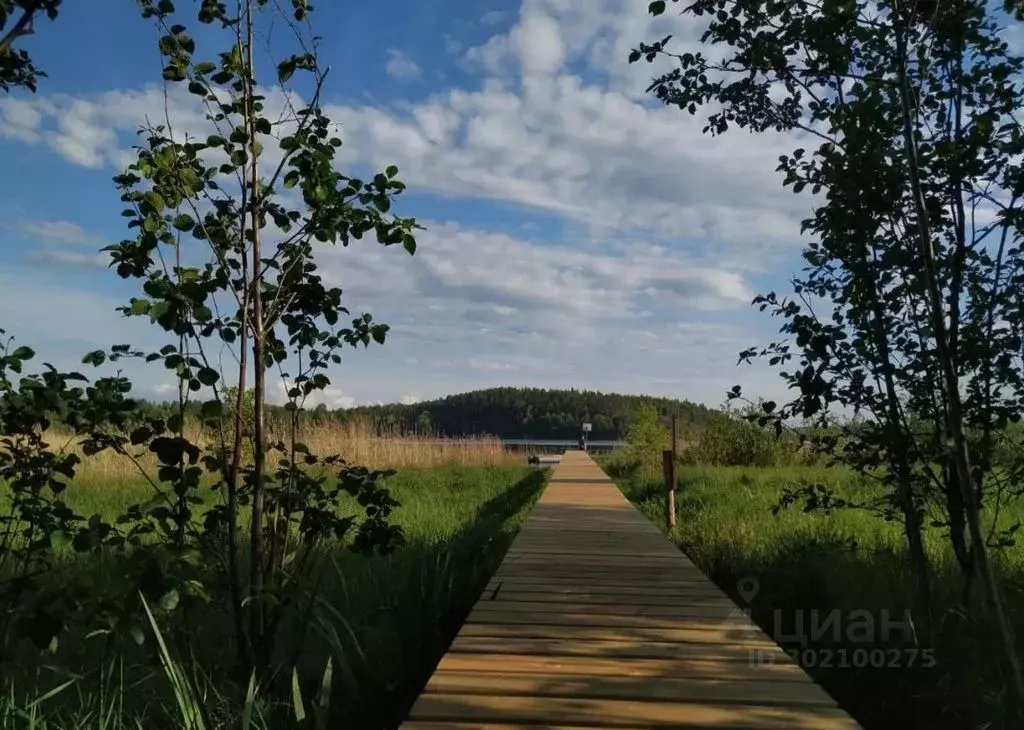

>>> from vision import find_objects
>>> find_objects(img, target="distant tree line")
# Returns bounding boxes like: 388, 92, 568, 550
119, 387, 718, 439
343, 387, 717, 439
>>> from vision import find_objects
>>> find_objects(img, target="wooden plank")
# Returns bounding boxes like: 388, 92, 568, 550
488, 590, 735, 607
448, 636, 780, 659
483, 578, 727, 596
408, 694, 860, 729
466, 609, 752, 630
458, 621, 772, 645
436, 651, 809, 680
474, 600, 738, 618
424, 672, 838, 707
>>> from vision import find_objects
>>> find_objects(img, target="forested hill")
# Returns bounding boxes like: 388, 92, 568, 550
344, 387, 718, 439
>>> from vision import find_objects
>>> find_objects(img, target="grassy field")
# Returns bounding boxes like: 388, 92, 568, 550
1, 434, 544, 729
610, 462, 1024, 730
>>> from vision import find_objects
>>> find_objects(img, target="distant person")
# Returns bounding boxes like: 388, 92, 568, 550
578, 436, 586, 451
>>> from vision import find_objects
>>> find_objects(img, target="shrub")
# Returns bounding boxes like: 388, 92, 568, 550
682, 412, 781, 467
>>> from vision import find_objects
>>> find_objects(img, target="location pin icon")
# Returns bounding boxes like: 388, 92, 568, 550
737, 576, 759, 604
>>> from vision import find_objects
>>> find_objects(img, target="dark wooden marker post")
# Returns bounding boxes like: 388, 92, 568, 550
662, 414, 678, 531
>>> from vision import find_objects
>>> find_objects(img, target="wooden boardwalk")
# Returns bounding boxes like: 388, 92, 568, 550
401, 451, 861, 729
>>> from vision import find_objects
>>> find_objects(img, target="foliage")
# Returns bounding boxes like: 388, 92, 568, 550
0, 331, 138, 657
682, 411, 786, 467
0, 466, 542, 728
1, 0, 423, 721
0, 0, 61, 93
618, 404, 670, 472
91, 0, 420, 681
634, 0, 1024, 714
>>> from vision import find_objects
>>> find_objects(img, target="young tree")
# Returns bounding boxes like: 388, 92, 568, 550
77, 0, 422, 681
633, 0, 1024, 712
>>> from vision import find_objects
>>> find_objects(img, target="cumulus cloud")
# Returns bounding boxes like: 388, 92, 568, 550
384, 49, 422, 81
0, 0, 813, 408
20, 220, 102, 246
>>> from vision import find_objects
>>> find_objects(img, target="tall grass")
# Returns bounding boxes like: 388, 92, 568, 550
38, 419, 514, 487
1, 457, 545, 729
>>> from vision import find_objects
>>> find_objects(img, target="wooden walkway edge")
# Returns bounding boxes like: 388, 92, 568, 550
400, 451, 861, 729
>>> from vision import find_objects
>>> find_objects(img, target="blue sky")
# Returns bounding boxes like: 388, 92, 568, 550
0, 0, 819, 408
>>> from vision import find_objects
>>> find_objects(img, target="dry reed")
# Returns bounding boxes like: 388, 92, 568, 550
39, 420, 515, 482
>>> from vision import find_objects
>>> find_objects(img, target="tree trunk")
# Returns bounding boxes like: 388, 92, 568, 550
241, 0, 269, 671
895, 20, 1024, 712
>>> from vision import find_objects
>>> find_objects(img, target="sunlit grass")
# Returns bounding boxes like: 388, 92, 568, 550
1, 458, 546, 729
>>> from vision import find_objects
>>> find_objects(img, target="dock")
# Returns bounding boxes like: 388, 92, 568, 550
400, 450, 861, 729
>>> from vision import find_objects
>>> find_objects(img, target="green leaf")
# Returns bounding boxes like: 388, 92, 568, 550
197, 367, 219, 386
386, 165, 398, 178
200, 400, 224, 420
162, 65, 187, 82
188, 81, 208, 97
82, 350, 107, 367
128, 624, 145, 646
283, 171, 300, 189
159, 589, 180, 612
402, 234, 416, 255
142, 191, 166, 214
231, 149, 248, 167
172, 213, 196, 232
291, 667, 306, 722
11, 345, 35, 360
649, 0, 667, 15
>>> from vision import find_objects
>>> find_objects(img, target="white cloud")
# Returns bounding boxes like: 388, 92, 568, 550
0, 98, 43, 142
480, 10, 507, 26
28, 250, 107, 269
511, 11, 564, 76
0, 0, 817, 409
400, 394, 422, 405
20, 220, 102, 246
385, 49, 422, 81
469, 358, 517, 372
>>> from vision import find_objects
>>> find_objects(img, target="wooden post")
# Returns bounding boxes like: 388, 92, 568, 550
662, 449, 676, 531
669, 414, 678, 530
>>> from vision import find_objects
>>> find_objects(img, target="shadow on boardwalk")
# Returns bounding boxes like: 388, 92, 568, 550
326, 468, 547, 730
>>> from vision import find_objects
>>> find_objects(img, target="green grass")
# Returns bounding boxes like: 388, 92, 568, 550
610, 462, 1024, 730
1, 464, 547, 729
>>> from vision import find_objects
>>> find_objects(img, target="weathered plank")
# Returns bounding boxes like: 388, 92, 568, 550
399, 451, 861, 729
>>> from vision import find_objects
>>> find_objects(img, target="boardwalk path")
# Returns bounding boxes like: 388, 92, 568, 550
401, 451, 860, 729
